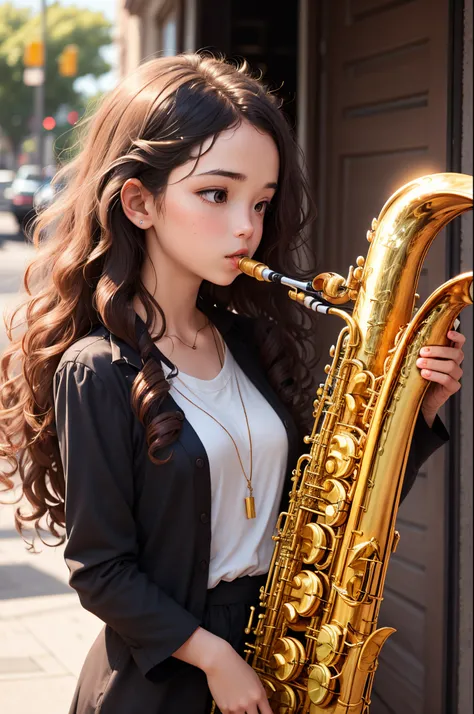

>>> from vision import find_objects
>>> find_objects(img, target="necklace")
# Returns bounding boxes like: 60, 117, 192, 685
165, 318, 209, 350
171, 324, 256, 519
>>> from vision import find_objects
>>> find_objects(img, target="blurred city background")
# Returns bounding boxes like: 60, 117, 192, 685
0, 1, 472, 714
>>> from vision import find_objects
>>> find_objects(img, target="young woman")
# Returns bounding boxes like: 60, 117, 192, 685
0, 53, 465, 714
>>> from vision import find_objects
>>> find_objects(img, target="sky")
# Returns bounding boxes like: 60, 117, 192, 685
12, 0, 119, 96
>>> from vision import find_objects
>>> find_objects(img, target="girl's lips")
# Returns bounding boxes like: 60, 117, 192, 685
226, 255, 246, 269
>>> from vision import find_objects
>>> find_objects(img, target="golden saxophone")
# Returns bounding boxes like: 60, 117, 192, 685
237, 173, 473, 714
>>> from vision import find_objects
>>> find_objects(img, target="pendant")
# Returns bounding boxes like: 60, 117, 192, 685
245, 496, 256, 519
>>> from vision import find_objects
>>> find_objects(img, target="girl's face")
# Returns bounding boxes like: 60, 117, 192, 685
144, 119, 280, 287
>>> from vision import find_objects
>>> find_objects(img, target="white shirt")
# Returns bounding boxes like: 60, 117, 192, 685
161, 346, 288, 589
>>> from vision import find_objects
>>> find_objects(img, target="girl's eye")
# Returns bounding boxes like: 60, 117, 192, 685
255, 201, 270, 214
198, 189, 228, 204
197, 190, 271, 214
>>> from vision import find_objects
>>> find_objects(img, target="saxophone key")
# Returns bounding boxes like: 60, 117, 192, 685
283, 569, 324, 622
322, 479, 350, 527
307, 663, 338, 708
315, 623, 345, 667
245, 605, 256, 634
261, 677, 299, 714
301, 522, 335, 569
270, 636, 306, 682
391, 529, 401, 553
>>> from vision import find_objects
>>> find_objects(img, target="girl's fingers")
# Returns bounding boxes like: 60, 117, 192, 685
258, 699, 274, 714
447, 330, 466, 346
416, 358, 463, 381
420, 369, 461, 393
419, 345, 464, 364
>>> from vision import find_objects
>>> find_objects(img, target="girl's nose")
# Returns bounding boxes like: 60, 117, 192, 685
233, 213, 254, 241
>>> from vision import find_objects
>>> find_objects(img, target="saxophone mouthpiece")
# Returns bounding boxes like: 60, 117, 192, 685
238, 257, 270, 281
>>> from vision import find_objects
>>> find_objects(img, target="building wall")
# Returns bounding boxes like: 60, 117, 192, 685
458, 0, 473, 710
141, 0, 166, 61
117, 0, 197, 78
117, 0, 143, 77
183, 0, 197, 52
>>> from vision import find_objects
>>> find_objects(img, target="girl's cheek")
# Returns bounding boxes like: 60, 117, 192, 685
169, 195, 208, 231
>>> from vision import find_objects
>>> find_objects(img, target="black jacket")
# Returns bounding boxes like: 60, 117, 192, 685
53, 300, 448, 684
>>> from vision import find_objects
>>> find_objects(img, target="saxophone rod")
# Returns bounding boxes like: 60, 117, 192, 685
237, 257, 353, 314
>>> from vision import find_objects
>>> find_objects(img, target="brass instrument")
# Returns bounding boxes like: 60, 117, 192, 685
239, 173, 473, 713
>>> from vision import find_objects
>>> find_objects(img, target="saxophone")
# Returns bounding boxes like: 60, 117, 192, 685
238, 173, 473, 714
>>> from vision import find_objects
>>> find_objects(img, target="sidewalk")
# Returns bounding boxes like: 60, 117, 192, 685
0, 482, 102, 714
0, 232, 36, 355
0, 225, 102, 713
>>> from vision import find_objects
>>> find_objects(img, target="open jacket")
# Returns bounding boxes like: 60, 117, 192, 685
53, 299, 449, 688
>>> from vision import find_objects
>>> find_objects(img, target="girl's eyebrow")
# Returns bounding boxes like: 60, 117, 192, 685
194, 169, 278, 190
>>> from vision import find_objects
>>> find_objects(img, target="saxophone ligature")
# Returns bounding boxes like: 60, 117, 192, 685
238, 173, 473, 714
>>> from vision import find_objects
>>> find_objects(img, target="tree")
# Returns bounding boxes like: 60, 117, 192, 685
53, 90, 107, 164
0, 2, 112, 157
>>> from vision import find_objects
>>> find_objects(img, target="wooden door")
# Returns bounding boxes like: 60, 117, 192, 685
315, 1, 452, 712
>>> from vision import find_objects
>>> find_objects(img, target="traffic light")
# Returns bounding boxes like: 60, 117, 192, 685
24, 41, 44, 67
43, 117, 56, 131
58, 45, 78, 77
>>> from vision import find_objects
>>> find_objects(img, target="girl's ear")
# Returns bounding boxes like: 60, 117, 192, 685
120, 179, 153, 229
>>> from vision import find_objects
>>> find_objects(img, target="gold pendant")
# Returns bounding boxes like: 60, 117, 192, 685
245, 496, 256, 519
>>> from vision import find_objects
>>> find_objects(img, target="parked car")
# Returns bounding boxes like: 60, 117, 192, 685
7, 173, 45, 229
33, 179, 56, 213
0, 169, 15, 210
4, 164, 62, 230
15, 164, 42, 181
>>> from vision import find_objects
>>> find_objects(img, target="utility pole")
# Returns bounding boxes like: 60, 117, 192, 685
24, 6, 78, 170
34, 0, 47, 171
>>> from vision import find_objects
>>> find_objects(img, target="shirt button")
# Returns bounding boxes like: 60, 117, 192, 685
200, 559, 208, 572
176, 411, 185, 421
196, 458, 205, 468
200, 512, 209, 524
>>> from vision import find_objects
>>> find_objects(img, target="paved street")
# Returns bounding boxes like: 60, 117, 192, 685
0, 213, 33, 356
0, 211, 102, 714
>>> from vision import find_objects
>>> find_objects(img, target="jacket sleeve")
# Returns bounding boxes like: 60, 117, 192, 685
53, 361, 200, 678
400, 412, 449, 503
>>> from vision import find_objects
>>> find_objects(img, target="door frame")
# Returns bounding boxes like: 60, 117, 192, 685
444, 1, 465, 712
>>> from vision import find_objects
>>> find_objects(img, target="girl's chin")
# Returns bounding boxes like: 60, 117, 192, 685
204, 270, 240, 288
211, 275, 239, 287
200, 259, 243, 287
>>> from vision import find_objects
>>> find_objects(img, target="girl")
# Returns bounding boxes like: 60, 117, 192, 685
0, 53, 465, 714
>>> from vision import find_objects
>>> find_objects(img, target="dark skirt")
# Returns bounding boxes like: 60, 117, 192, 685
68, 573, 266, 714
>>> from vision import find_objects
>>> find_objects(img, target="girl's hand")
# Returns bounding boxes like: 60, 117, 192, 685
205, 640, 272, 714
417, 330, 466, 427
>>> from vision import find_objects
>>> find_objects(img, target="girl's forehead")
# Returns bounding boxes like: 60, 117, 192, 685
173, 123, 279, 184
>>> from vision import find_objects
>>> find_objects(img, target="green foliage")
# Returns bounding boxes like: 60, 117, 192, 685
53, 91, 107, 165
0, 1, 113, 154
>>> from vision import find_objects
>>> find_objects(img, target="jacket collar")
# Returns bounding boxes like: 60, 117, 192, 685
109, 298, 236, 371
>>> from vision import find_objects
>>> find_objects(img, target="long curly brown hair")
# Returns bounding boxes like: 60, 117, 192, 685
0, 52, 319, 546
